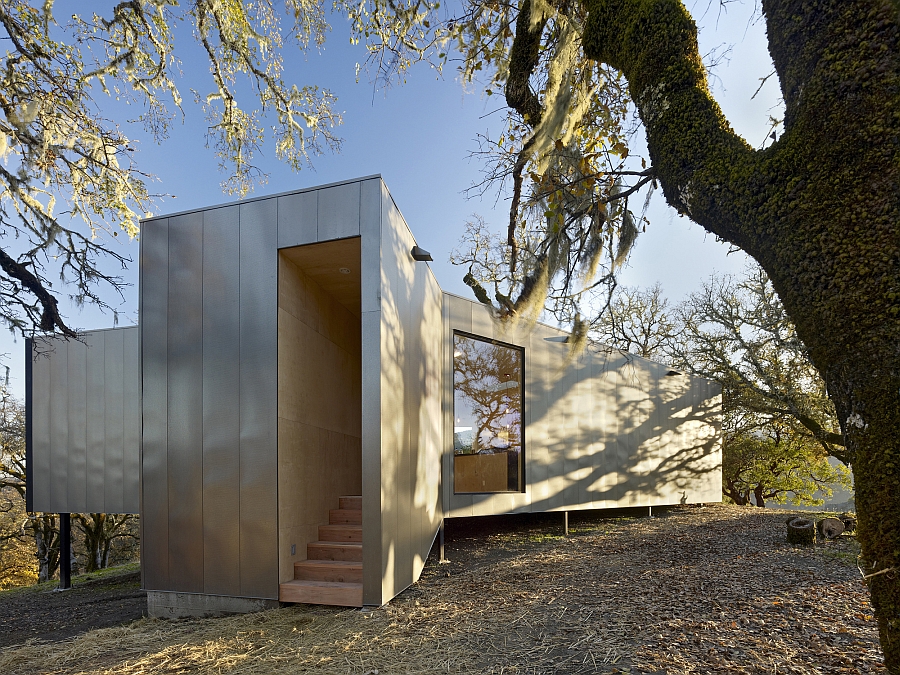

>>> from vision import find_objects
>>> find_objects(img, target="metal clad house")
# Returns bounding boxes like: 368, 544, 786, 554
27, 176, 721, 616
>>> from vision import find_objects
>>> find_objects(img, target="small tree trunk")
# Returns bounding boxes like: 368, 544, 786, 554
30, 514, 59, 582
787, 518, 815, 545
33, 527, 50, 583
753, 485, 766, 508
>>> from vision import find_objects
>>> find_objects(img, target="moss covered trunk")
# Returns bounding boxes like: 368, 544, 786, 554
581, 0, 900, 666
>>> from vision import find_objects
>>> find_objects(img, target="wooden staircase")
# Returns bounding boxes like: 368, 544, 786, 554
279, 496, 363, 607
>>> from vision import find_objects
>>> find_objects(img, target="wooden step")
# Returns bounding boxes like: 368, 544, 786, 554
294, 560, 362, 583
307, 541, 363, 562
329, 508, 362, 525
319, 524, 362, 542
279, 579, 362, 607
339, 496, 362, 510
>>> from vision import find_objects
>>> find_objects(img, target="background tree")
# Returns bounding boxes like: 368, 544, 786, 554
723, 421, 851, 508
587, 283, 674, 360
73, 513, 137, 573
0, 391, 61, 582
669, 265, 846, 464
0, 484, 37, 588
583, 267, 851, 508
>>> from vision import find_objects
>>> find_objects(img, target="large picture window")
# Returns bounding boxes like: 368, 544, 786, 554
453, 333, 524, 493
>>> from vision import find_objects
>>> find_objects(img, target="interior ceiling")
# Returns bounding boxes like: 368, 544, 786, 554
281, 236, 362, 317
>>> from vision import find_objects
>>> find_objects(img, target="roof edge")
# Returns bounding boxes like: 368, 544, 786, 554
141, 174, 384, 223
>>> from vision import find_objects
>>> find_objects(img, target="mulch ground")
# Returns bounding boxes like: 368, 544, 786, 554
0, 504, 884, 674
0, 567, 145, 648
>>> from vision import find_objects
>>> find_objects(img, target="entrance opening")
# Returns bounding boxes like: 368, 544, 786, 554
277, 237, 363, 586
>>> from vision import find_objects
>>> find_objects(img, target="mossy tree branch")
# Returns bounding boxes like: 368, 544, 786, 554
582, 0, 763, 251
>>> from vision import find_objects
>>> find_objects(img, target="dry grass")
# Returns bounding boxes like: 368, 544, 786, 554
0, 504, 884, 674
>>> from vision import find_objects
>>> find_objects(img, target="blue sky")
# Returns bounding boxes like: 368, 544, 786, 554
3, 0, 782, 398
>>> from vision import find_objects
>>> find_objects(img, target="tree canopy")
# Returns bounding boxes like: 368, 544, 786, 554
0, 0, 342, 338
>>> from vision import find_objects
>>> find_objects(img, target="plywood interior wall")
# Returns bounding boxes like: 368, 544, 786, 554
278, 244, 362, 584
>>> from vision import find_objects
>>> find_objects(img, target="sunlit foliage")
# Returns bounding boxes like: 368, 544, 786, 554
0, 0, 341, 338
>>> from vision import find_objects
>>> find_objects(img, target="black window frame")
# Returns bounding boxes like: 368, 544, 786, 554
451, 330, 526, 494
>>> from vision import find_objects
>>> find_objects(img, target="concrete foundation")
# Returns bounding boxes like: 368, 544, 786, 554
147, 591, 281, 618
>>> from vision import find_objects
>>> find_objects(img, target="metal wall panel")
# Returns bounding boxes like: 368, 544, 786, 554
277, 190, 317, 248
525, 329, 552, 511
592, 350, 619, 507
378, 191, 402, 602
359, 179, 382, 313
238, 198, 279, 599
104, 328, 125, 512
374, 188, 443, 605
548, 333, 576, 511
443, 293, 722, 518
66, 337, 87, 513
166, 211, 205, 592
142, 217, 170, 589
48, 337, 68, 513
27, 328, 140, 516
201, 205, 242, 596
572, 347, 593, 508
615, 357, 644, 506
28, 339, 51, 511
318, 181, 361, 241
360, 180, 384, 605
361, 309, 383, 605
122, 328, 141, 513
84, 331, 107, 513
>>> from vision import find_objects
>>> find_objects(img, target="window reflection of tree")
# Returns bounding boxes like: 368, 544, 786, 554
453, 336, 522, 457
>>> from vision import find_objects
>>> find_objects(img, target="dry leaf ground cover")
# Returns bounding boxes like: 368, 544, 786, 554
0, 504, 883, 674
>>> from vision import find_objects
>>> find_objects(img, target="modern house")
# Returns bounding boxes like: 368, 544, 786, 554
26, 175, 722, 616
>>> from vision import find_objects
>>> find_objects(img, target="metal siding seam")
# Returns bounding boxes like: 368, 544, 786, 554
141, 217, 170, 590
202, 206, 242, 596
238, 198, 279, 599
166, 211, 205, 592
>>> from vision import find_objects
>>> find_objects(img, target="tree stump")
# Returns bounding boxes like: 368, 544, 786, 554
840, 513, 857, 533
817, 517, 846, 539
786, 517, 815, 545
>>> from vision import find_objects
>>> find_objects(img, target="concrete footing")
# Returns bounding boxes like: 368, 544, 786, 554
147, 591, 280, 618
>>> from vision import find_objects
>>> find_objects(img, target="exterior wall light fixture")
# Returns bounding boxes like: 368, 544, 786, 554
411, 246, 433, 261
